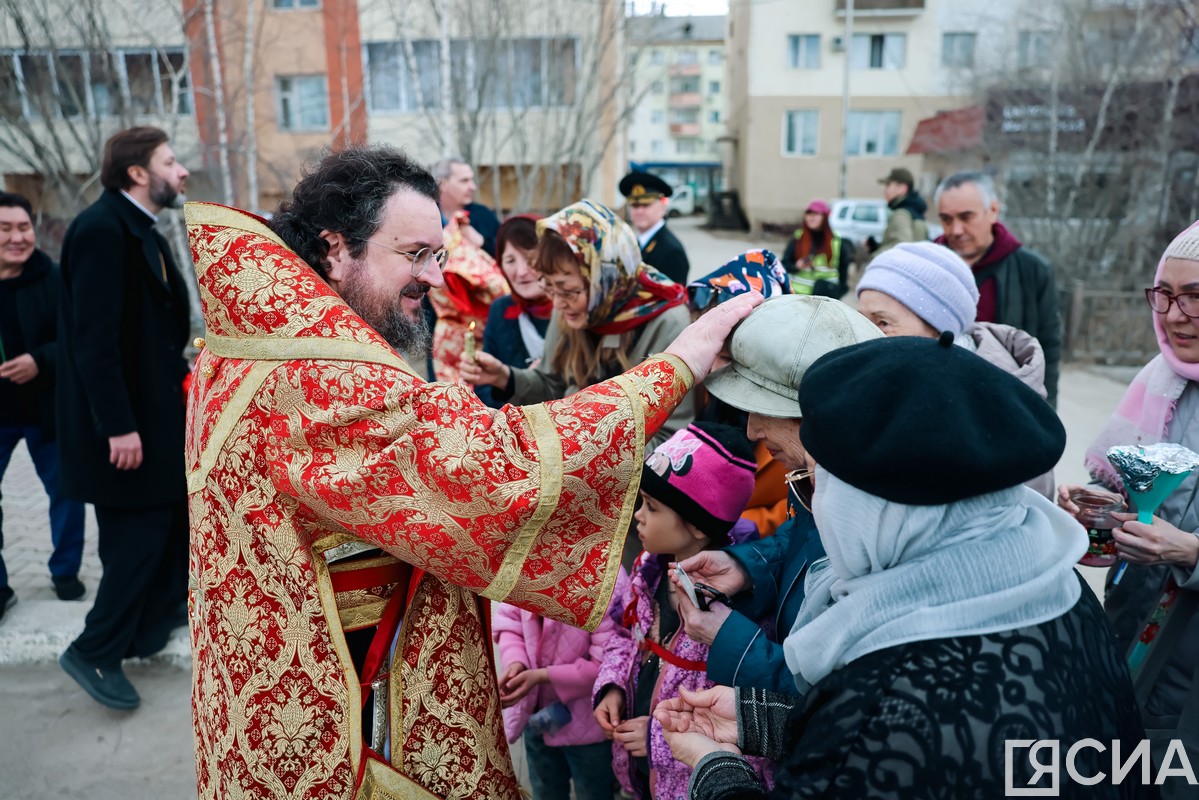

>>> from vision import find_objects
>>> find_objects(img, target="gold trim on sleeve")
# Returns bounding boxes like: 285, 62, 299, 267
187, 361, 279, 494
654, 353, 694, 391
480, 404, 564, 602
203, 334, 420, 378
582, 377, 646, 632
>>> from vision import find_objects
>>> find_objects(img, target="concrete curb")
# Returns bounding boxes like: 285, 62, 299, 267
0, 597, 190, 668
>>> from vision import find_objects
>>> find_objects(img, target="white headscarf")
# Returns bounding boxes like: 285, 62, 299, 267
783, 467, 1087, 694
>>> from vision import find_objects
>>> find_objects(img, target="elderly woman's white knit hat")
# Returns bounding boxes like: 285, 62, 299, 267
856, 241, 979, 335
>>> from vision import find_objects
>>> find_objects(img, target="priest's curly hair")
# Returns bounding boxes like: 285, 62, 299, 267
268, 146, 440, 278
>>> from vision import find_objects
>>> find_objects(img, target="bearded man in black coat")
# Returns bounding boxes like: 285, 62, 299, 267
56, 127, 192, 711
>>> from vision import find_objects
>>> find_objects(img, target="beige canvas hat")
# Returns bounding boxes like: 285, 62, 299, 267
704, 295, 884, 418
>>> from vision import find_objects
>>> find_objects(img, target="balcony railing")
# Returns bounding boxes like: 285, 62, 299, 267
669, 92, 702, 108
670, 63, 702, 77
835, 0, 924, 16
670, 123, 701, 138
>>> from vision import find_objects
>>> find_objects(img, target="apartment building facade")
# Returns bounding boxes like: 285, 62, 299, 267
725, 0, 1016, 229
626, 14, 725, 207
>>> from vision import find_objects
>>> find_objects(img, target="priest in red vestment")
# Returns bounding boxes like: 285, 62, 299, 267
183, 147, 757, 800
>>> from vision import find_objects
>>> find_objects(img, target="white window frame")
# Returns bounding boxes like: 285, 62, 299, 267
1017, 30, 1053, 69
787, 34, 820, 69
941, 32, 976, 68
275, 74, 329, 132
782, 109, 819, 157
845, 110, 901, 157
850, 33, 906, 70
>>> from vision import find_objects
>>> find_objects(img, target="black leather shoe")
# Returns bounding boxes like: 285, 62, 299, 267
52, 575, 86, 601
0, 587, 15, 623
59, 647, 140, 711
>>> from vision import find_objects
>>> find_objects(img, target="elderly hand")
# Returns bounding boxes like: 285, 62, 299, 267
677, 597, 732, 646
673, 551, 750, 598
108, 431, 143, 471
1111, 512, 1199, 570
663, 292, 763, 384
459, 351, 510, 388
0, 354, 38, 384
654, 686, 741, 769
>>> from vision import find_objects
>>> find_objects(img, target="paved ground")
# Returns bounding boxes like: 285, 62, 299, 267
0, 216, 1129, 796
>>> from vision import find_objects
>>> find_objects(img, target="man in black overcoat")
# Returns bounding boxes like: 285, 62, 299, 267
619, 170, 691, 285
56, 127, 192, 710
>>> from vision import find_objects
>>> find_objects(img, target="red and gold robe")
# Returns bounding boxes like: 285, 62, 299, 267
428, 219, 509, 382
183, 203, 692, 800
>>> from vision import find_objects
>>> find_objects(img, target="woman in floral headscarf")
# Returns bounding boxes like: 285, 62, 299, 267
463, 199, 692, 445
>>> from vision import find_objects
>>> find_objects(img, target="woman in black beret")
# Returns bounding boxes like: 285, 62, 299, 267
656, 335, 1152, 800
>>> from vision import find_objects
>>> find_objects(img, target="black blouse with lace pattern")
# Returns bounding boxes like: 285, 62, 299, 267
691, 575, 1157, 799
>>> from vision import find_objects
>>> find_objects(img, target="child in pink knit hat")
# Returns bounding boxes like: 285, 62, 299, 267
593, 422, 771, 799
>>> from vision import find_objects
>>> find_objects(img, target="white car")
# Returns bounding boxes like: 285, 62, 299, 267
829, 198, 942, 248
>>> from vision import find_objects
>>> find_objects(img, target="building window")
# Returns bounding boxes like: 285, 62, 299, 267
651, 49, 665, 65
1017, 30, 1052, 69
783, 110, 818, 156
850, 33, 905, 70
650, 109, 664, 123
708, 80, 720, 94
630, 140, 636, 153
677, 48, 698, 65
708, 49, 722, 65
651, 140, 664, 154
273, 0, 319, 7
677, 139, 697, 155
1, 48, 191, 119
365, 37, 577, 111
787, 34, 820, 69
670, 76, 700, 94
1181, 28, 1199, 65
670, 108, 699, 125
652, 80, 664, 94
942, 33, 976, 68
846, 110, 901, 156
709, 109, 720, 123
276, 75, 328, 131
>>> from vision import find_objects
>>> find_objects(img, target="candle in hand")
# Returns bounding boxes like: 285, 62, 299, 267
464, 321, 477, 362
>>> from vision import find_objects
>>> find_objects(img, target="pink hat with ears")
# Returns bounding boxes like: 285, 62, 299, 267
641, 422, 756, 544
806, 199, 831, 215
1154, 220, 1199, 382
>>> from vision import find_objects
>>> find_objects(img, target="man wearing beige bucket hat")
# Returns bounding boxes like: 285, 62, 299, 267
671, 295, 883, 692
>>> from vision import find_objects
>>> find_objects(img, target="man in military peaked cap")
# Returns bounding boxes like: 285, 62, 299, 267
620, 170, 690, 284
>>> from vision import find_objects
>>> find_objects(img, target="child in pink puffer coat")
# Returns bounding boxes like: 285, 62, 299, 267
493, 601, 618, 800
593, 422, 773, 799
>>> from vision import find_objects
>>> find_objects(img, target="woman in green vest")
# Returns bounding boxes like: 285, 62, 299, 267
781, 199, 853, 298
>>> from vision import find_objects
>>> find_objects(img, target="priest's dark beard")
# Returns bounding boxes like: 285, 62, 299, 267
340, 263, 432, 357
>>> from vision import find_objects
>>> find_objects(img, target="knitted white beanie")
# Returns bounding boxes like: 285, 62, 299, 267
1165, 224, 1199, 262
857, 242, 980, 335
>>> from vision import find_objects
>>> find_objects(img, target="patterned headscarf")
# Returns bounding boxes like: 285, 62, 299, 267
538, 199, 685, 336
687, 249, 790, 312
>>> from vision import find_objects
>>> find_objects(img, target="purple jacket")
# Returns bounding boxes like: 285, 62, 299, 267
594, 550, 773, 799
493, 603, 615, 747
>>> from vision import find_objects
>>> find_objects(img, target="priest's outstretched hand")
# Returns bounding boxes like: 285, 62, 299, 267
664, 292, 762, 383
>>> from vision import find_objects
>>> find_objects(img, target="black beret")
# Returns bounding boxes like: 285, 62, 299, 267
797, 333, 1064, 505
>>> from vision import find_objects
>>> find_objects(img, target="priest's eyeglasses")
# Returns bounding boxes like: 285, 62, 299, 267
365, 240, 448, 278
1146, 287, 1199, 319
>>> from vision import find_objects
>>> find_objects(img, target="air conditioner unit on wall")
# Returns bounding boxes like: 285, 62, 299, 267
831, 35, 845, 52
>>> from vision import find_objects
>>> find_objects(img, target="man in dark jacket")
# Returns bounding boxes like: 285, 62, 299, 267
0, 192, 86, 621
935, 170, 1062, 406
868, 166, 929, 261
620, 170, 690, 285
56, 127, 192, 710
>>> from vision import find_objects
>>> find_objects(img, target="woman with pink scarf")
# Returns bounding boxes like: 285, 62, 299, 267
1058, 221, 1199, 796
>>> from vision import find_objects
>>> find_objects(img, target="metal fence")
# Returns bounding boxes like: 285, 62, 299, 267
1060, 280, 1157, 366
